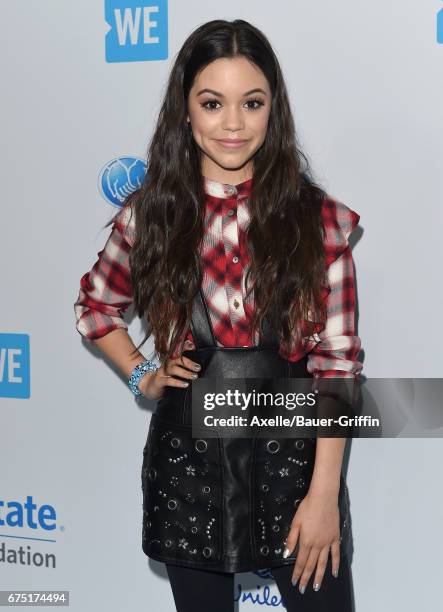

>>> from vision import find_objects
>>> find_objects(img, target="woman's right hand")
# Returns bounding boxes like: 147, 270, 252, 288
138, 340, 201, 400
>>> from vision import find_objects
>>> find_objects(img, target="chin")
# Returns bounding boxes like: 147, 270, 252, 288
211, 151, 252, 167
214, 159, 251, 171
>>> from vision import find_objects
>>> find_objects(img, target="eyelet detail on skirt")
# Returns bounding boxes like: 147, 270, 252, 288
141, 413, 223, 564
195, 439, 208, 453
266, 440, 280, 454
295, 440, 304, 450
252, 437, 316, 562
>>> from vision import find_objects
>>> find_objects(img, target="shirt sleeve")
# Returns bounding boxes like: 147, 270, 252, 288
73, 204, 135, 342
307, 198, 363, 383
307, 244, 363, 380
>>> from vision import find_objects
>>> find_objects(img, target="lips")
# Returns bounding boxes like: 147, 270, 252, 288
215, 139, 248, 148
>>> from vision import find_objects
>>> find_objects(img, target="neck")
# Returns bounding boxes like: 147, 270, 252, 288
201, 158, 253, 185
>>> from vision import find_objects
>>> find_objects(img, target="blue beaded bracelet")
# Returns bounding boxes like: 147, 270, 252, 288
128, 360, 159, 396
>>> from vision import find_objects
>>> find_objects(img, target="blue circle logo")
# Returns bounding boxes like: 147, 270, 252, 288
98, 156, 146, 208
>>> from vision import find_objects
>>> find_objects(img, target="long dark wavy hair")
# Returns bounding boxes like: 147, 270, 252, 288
111, 19, 329, 363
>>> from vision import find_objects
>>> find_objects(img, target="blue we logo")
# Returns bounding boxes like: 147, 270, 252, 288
438, 4, 443, 43
0, 333, 30, 399
105, 0, 168, 63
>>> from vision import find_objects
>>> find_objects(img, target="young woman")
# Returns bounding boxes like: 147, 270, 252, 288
74, 19, 362, 612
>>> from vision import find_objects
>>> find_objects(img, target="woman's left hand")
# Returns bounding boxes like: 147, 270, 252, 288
283, 490, 341, 592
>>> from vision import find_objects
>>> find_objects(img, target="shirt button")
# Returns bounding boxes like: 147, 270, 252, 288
226, 186, 236, 195
232, 256, 239, 264
233, 298, 240, 309
227, 209, 235, 217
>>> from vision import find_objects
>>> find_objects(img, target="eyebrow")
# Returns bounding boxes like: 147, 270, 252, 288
196, 88, 268, 97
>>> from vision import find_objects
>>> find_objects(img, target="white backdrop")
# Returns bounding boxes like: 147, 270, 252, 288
1, 1, 443, 610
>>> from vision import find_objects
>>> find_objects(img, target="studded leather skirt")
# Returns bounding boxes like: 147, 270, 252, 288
140, 290, 351, 573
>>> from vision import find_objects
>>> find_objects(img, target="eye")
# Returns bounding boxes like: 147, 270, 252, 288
201, 99, 221, 112
200, 98, 265, 112
245, 98, 265, 110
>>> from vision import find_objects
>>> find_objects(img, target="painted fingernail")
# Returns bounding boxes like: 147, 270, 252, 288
191, 373, 198, 378
282, 547, 290, 559
333, 569, 338, 578
314, 583, 321, 591
182, 381, 189, 386
194, 364, 201, 371
299, 585, 305, 594
291, 578, 297, 586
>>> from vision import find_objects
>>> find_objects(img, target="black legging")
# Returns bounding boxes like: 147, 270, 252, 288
165, 554, 353, 611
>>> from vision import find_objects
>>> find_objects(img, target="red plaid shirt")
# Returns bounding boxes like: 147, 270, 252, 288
74, 177, 363, 381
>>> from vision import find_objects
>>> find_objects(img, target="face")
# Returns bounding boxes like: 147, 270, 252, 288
186, 56, 272, 184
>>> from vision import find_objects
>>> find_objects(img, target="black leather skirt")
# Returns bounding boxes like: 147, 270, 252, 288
140, 291, 351, 573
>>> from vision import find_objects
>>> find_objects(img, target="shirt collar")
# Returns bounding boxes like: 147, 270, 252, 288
203, 175, 252, 199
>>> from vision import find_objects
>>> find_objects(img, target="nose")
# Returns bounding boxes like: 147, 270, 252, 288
222, 105, 245, 132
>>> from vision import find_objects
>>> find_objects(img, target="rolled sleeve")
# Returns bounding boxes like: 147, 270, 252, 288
74, 208, 134, 342
307, 245, 363, 381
